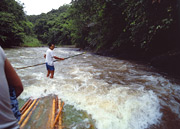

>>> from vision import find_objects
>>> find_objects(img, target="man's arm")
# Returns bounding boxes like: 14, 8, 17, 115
53, 56, 64, 60
4, 59, 23, 97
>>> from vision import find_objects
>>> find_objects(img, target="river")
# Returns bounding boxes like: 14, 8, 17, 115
4, 47, 180, 129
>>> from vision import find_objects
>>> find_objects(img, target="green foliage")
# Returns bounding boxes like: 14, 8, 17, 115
67, 0, 108, 49
0, 12, 25, 47
22, 21, 34, 35
67, 0, 178, 56
0, 0, 34, 47
26, 0, 178, 57
0, 0, 25, 21
27, 5, 72, 45
22, 35, 42, 47
119, 0, 177, 53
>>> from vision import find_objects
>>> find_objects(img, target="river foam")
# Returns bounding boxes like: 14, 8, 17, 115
19, 59, 162, 129
6, 47, 163, 129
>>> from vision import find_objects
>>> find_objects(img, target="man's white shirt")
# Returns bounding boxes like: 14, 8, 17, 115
45, 48, 55, 66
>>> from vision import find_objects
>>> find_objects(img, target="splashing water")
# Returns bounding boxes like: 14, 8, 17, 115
5, 47, 180, 129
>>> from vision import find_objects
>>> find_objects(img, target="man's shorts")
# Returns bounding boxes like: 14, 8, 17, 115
46, 63, 55, 71
9, 87, 21, 121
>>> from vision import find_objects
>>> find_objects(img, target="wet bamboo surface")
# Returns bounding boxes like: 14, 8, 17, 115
19, 95, 64, 129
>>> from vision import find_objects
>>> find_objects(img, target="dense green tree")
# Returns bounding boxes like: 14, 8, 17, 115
0, 12, 24, 47
28, 5, 71, 45
27, 0, 178, 58
67, 0, 178, 57
0, 0, 33, 47
119, 0, 178, 55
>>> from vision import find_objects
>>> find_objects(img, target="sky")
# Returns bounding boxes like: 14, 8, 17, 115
15, 0, 72, 15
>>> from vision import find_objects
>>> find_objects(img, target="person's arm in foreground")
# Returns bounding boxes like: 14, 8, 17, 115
4, 59, 23, 97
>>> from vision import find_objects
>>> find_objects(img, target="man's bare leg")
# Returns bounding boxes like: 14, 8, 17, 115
47, 70, 50, 77
50, 70, 54, 78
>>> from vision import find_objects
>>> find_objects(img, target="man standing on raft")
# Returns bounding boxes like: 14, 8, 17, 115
44, 43, 64, 78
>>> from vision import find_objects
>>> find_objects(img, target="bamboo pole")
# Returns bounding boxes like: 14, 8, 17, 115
56, 96, 58, 114
21, 99, 33, 114
16, 62, 46, 70
52, 102, 64, 129
20, 99, 40, 128
16, 52, 86, 70
58, 99, 62, 129
51, 98, 56, 129
20, 99, 31, 112
18, 99, 37, 125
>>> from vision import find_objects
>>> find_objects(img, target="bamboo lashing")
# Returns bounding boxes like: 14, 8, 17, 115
18, 96, 65, 129
20, 99, 40, 128
51, 98, 56, 129
55, 96, 58, 116
58, 99, 62, 129
18, 99, 37, 125
20, 99, 31, 112
20, 99, 33, 114
52, 101, 64, 128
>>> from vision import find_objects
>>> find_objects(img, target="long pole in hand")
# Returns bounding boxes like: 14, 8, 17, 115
15, 52, 86, 70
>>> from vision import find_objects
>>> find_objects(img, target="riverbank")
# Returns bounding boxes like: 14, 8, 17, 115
85, 48, 180, 81
21, 35, 42, 47
150, 49, 180, 80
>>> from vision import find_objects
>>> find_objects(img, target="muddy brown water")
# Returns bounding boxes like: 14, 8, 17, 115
4, 47, 180, 129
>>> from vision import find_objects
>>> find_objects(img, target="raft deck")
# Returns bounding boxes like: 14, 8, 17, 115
19, 95, 64, 129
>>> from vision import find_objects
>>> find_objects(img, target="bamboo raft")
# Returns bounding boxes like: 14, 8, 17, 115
19, 95, 64, 129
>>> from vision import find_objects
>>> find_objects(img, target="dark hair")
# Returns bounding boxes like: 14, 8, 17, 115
48, 43, 54, 48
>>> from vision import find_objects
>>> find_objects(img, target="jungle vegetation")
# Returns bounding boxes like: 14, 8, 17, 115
0, 0, 179, 58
